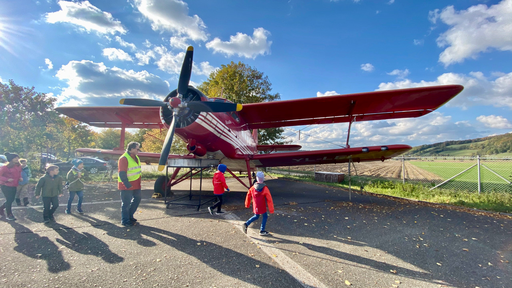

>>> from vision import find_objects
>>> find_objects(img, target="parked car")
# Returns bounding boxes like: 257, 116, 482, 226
54, 157, 109, 174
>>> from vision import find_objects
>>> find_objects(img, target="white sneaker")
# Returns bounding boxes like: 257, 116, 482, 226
207, 207, 213, 215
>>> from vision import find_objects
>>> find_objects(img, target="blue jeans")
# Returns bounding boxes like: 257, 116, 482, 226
246, 213, 268, 231
67, 191, 84, 212
120, 189, 141, 224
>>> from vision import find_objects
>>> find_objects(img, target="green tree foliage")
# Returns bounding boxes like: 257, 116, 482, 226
141, 129, 188, 154
197, 61, 287, 145
95, 128, 133, 150
59, 117, 95, 160
408, 133, 512, 156
0, 80, 61, 155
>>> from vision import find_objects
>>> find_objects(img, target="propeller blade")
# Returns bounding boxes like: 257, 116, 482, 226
158, 114, 178, 171
187, 101, 243, 113
178, 46, 194, 96
119, 98, 166, 107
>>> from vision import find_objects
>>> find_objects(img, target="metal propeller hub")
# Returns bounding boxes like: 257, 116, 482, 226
170, 97, 181, 109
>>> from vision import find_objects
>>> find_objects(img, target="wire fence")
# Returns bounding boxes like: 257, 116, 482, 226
270, 156, 512, 194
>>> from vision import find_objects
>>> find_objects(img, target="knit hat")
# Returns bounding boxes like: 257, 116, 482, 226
72, 159, 83, 167
5, 152, 19, 162
217, 164, 227, 173
256, 171, 264, 184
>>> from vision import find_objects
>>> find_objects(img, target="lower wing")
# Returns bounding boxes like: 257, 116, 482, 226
250, 145, 410, 167
75, 148, 193, 164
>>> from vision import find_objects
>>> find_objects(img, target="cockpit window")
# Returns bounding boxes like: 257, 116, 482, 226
231, 112, 240, 122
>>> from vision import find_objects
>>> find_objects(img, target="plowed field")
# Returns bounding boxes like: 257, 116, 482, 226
274, 161, 442, 181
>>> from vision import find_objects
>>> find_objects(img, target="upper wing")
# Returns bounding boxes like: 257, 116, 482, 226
55, 106, 162, 128
75, 148, 194, 164
257, 144, 302, 152
239, 85, 463, 129
250, 145, 411, 167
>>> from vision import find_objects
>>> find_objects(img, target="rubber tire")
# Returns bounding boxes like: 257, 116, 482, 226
154, 176, 172, 197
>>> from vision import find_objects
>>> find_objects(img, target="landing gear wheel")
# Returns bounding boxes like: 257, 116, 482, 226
154, 176, 172, 197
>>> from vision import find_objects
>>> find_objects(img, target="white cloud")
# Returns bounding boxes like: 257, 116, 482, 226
45, 58, 53, 70
170, 36, 190, 50
135, 50, 157, 66
194, 61, 217, 76
317, 91, 339, 97
477, 115, 512, 129
284, 112, 481, 150
431, 0, 512, 66
413, 39, 423, 46
102, 48, 133, 62
154, 47, 185, 74
115, 36, 136, 51
377, 71, 512, 110
134, 0, 208, 42
55, 60, 169, 106
45, 1, 126, 35
387, 69, 410, 79
360, 63, 374, 72
206, 27, 272, 59
0, 76, 3, 83
388, 0, 395, 4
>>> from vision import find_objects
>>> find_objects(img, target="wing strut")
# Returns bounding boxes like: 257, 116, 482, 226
345, 101, 357, 148
246, 158, 253, 187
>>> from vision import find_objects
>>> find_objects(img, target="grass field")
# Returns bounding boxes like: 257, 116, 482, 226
409, 160, 512, 192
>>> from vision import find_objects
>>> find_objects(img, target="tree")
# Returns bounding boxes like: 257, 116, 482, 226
197, 61, 288, 145
96, 129, 133, 150
0, 80, 61, 156
59, 117, 95, 160
141, 129, 188, 155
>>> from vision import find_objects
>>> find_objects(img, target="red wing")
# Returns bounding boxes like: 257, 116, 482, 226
239, 85, 463, 129
250, 145, 411, 167
55, 106, 163, 128
75, 148, 194, 164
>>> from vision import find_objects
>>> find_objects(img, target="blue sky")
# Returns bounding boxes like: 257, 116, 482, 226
0, 0, 511, 150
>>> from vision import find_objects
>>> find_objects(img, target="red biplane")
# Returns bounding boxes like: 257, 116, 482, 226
56, 46, 463, 191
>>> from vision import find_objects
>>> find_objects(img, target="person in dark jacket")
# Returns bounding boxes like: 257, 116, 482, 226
35, 165, 63, 224
243, 171, 274, 236
66, 159, 85, 214
16, 159, 32, 206
0, 153, 22, 220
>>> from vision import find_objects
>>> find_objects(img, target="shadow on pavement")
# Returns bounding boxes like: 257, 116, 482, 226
77, 214, 302, 287
9, 221, 71, 274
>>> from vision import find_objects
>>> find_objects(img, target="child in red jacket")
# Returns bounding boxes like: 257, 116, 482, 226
243, 171, 274, 236
208, 164, 230, 215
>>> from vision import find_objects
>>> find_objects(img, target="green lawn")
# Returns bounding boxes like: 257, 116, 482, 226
409, 160, 512, 192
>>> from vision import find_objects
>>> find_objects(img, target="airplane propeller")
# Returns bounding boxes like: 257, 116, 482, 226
119, 46, 243, 171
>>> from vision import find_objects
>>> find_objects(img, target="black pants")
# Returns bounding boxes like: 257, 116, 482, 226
210, 195, 223, 213
1, 185, 17, 216
42, 196, 59, 221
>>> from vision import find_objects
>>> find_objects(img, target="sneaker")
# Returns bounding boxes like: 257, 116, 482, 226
207, 207, 213, 215
15, 198, 21, 206
49, 216, 55, 222
77, 209, 84, 214
6, 215, 16, 221
215, 211, 225, 215
130, 218, 137, 223
65, 210, 71, 214
259, 231, 270, 236
242, 223, 248, 234
44, 219, 50, 224
122, 222, 134, 227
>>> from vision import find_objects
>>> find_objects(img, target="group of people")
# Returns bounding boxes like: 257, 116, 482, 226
1, 142, 276, 235
0, 153, 86, 223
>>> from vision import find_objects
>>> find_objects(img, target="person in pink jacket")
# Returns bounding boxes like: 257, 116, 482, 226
208, 164, 230, 215
243, 171, 274, 236
0, 153, 23, 220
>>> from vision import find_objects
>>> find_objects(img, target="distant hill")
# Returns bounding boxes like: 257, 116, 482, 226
407, 133, 512, 157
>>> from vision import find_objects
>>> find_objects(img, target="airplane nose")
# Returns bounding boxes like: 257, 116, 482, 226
170, 97, 181, 108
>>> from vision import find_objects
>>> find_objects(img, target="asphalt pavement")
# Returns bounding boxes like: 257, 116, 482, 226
0, 176, 510, 288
